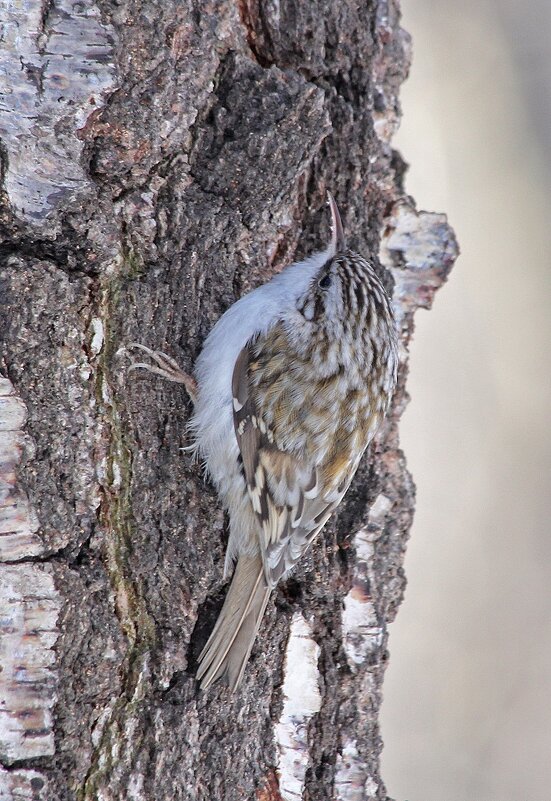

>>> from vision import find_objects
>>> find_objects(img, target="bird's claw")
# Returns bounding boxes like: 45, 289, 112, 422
127, 343, 197, 404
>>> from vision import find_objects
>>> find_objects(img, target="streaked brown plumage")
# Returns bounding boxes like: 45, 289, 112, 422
129, 195, 399, 691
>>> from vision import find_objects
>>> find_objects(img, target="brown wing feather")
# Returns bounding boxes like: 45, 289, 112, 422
232, 345, 353, 586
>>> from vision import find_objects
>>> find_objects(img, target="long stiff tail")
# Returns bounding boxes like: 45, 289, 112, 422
196, 554, 271, 691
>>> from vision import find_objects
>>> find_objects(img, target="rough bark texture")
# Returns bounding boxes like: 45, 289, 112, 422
0, 2, 457, 800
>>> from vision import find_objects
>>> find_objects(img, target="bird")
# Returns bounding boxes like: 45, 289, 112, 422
128, 193, 399, 691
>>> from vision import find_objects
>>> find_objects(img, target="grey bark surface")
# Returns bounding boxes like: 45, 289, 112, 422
0, 2, 457, 800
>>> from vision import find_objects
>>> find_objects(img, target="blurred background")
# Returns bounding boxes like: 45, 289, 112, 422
381, 1, 551, 800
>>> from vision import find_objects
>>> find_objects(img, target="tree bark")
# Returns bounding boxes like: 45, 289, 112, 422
0, 1, 457, 800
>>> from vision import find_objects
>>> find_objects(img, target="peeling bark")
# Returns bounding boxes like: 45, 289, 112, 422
275, 613, 321, 800
0, 1, 457, 799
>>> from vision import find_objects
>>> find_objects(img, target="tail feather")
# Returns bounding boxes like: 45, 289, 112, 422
197, 554, 271, 691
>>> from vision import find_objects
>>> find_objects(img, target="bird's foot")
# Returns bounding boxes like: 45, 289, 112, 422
127, 343, 197, 405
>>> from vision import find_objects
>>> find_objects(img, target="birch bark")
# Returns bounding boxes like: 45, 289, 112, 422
0, 2, 457, 799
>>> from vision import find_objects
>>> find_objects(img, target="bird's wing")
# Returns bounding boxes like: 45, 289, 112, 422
232, 345, 354, 586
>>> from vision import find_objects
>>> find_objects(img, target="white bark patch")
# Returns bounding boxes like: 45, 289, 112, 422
0, 564, 60, 764
0, 378, 59, 796
274, 612, 321, 800
0, 766, 51, 800
334, 739, 379, 801
0, 378, 42, 561
342, 494, 392, 670
379, 202, 458, 328
0, 0, 117, 223
90, 318, 105, 357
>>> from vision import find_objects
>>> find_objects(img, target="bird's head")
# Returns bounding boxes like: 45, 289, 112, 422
295, 194, 393, 344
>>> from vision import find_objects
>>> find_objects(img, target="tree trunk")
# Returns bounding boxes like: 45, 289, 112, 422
0, 1, 457, 799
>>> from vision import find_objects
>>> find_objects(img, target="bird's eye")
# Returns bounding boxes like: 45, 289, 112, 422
318, 273, 332, 289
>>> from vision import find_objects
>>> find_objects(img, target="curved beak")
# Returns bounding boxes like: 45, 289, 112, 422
327, 191, 346, 253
